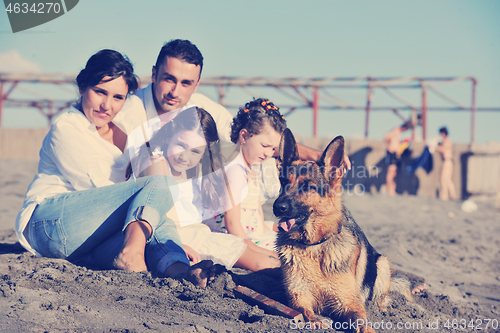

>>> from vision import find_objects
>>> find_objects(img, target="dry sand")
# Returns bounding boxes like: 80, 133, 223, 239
0, 158, 499, 332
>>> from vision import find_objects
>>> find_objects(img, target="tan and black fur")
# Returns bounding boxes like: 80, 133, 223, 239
274, 129, 421, 333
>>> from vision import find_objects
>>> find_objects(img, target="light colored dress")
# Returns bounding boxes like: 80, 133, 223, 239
240, 173, 278, 250
203, 151, 277, 251
166, 178, 247, 269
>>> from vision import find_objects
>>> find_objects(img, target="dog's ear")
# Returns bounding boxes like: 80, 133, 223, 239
319, 135, 345, 183
277, 128, 299, 172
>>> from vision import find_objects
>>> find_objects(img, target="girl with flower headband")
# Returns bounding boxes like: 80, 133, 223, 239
204, 98, 286, 252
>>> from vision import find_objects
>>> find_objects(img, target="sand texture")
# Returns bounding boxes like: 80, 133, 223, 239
0, 159, 499, 332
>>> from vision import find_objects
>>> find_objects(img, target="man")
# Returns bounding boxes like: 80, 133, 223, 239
435, 127, 457, 201
384, 123, 410, 196
118, 40, 229, 149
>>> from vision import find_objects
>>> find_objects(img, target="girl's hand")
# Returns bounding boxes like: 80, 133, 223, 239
183, 244, 201, 265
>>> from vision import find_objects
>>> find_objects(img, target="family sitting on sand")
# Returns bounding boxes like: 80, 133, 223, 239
15, 40, 334, 287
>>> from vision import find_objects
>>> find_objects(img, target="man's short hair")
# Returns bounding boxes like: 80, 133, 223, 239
154, 39, 204, 76
439, 126, 448, 136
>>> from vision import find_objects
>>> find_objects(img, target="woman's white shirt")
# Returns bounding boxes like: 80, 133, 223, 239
16, 106, 129, 255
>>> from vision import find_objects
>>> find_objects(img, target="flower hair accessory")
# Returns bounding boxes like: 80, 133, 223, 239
151, 146, 163, 157
261, 100, 282, 117
242, 108, 251, 120
261, 100, 278, 110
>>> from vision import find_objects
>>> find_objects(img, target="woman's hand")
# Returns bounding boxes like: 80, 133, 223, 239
183, 244, 201, 265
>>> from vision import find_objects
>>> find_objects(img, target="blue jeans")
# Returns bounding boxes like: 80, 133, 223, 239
27, 175, 189, 273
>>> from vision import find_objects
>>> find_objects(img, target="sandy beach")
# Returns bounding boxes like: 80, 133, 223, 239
0, 158, 499, 332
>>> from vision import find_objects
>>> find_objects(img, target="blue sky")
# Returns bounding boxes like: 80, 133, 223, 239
1, 0, 499, 143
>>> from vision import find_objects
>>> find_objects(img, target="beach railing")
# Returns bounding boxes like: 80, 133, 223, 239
1, 128, 498, 201
0, 128, 49, 161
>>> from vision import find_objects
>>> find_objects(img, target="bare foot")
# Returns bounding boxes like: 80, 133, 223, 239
411, 281, 428, 294
165, 260, 222, 288
404, 271, 428, 294
392, 269, 428, 295
113, 248, 148, 272
113, 220, 151, 272
181, 260, 217, 287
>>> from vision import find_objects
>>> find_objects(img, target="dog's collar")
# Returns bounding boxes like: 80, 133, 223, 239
296, 226, 339, 246
297, 236, 330, 247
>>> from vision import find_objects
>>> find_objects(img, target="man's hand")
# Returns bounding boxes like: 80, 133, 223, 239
297, 143, 321, 161
296, 143, 351, 172
343, 153, 351, 171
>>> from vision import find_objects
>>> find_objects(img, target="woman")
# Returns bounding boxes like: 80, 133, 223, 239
15, 50, 213, 286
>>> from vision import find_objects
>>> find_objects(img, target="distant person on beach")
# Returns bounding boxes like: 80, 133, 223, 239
15, 50, 215, 287
384, 123, 410, 196
435, 126, 457, 201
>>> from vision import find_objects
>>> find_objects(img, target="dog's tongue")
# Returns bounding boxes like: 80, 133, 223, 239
279, 219, 296, 232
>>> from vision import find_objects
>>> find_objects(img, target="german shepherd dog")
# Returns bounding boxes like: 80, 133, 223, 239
273, 129, 425, 333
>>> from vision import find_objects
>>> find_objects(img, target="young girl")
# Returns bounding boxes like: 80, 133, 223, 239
204, 98, 287, 250
128, 106, 280, 272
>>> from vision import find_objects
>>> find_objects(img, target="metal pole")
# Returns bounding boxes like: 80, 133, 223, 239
365, 78, 372, 138
312, 87, 318, 137
471, 78, 477, 144
217, 85, 226, 106
411, 109, 415, 141
0, 82, 4, 128
421, 85, 427, 141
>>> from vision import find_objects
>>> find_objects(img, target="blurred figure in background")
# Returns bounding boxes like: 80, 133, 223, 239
435, 126, 457, 201
384, 123, 410, 196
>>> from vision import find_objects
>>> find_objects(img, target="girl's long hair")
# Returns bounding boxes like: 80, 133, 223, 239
126, 107, 224, 210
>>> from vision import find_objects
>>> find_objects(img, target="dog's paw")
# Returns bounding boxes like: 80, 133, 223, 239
302, 309, 318, 323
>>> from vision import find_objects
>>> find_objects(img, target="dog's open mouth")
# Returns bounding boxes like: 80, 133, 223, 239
279, 219, 296, 232
278, 211, 312, 232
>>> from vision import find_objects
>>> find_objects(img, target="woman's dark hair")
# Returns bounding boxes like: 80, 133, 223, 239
439, 126, 448, 136
126, 107, 224, 210
76, 49, 139, 95
230, 98, 287, 144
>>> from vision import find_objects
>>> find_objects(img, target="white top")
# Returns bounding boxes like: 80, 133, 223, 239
15, 106, 129, 255
167, 179, 204, 228
224, 150, 252, 210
